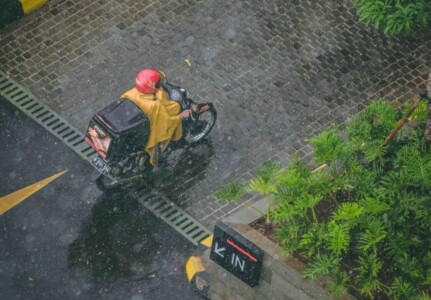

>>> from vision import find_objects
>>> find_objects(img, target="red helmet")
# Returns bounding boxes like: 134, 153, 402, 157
135, 69, 160, 94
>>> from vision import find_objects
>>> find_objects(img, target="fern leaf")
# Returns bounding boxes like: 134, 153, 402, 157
304, 254, 341, 280
391, 277, 418, 300
298, 224, 325, 258
256, 161, 282, 182
358, 221, 387, 254
333, 202, 364, 222
215, 182, 246, 202
327, 222, 351, 255
328, 271, 349, 298
361, 197, 389, 214
248, 176, 277, 195
355, 254, 383, 298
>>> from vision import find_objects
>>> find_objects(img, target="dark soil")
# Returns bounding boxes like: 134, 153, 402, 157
249, 217, 277, 243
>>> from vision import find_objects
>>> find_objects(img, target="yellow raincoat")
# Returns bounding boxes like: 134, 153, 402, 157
122, 87, 183, 166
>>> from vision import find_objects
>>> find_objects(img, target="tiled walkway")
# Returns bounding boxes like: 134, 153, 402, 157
1, 0, 430, 227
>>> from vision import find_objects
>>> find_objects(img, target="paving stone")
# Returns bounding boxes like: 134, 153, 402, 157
1, 0, 429, 227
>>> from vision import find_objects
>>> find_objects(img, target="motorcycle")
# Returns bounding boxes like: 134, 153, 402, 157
84, 77, 217, 191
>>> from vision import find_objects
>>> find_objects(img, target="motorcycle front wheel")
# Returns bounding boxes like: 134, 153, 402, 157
187, 103, 217, 144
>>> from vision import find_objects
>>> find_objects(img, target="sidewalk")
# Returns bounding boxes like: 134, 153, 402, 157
1, 0, 430, 228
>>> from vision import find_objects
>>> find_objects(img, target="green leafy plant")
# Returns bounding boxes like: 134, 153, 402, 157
354, 254, 385, 298
308, 128, 349, 165
215, 162, 282, 224
353, 0, 431, 35
298, 223, 325, 258
214, 181, 246, 202
328, 271, 350, 299
304, 254, 341, 280
358, 219, 387, 256
391, 277, 418, 299
216, 99, 431, 299
248, 162, 281, 224
326, 221, 351, 256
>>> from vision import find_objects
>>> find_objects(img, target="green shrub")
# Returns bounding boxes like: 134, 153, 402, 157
217, 99, 431, 299
353, 0, 431, 35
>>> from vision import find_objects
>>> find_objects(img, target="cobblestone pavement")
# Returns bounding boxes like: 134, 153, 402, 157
1, 0, 430, 228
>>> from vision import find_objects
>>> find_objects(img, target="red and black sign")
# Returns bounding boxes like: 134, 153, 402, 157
210, 221, 264, 287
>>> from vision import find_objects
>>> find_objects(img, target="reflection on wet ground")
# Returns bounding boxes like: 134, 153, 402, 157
69, 192, 160, 280
67, 191, 201, 300
136, 139, 215, 208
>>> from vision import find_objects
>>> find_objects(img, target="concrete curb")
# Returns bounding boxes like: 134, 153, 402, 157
184, 198, 270, 298
0, 0, 49, 28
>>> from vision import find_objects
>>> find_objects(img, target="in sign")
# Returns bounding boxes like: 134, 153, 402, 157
210, 221, 264, 287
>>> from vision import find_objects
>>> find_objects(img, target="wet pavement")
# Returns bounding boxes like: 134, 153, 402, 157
0, 97, 202, 300
0, 0, 430, 226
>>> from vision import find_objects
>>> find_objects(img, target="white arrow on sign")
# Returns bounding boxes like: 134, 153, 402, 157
214, 242, 226, 258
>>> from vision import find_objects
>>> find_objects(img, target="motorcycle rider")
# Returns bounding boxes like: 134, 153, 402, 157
121, 68, 191, 166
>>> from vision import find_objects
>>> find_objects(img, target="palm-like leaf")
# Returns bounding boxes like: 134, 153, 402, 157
271, 202, 305, 223
308, 170, 335, 196
332, 202, 364, 225
424, 251, 431, 266
348, 100, 398, 141
423, 269, 431, 286
394, 253, 423, 281
275, 158, 309, 199
358, 220, 387, 255
248, 176, 276, 195
327, 222, 351, 255
391, 277, 418, 300
361, 140, 387, 163
276, 224, 302, 254
304, 254, 341, 280
256, 161, 282, 182
327, 271, 349, 299
214, 181, 246, 202
396, 146, 431, 188
385, 231, 422, 261
361, 197, 390, 214
248, 175, 278, 224
355, 254, 384, 298
354, 0, 431, 35
298, 224, 325, 258
415, 291, 431, 300
309, 128, 349, 165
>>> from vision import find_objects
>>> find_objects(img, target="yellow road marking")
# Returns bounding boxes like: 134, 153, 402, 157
185, 256, 205, 282
19, 0, 49, 14
0, 170, 68, 215
200, 235, 213, 248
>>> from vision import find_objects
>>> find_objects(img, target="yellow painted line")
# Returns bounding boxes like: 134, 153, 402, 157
0, 170, 67, 215
19, 0, 49, 14
185, 256, 205, 282
200, 235, 213, 248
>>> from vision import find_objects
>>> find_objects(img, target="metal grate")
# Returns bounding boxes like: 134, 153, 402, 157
139, 192, 211, 245
0, 71, 98, 163
0, 70, 211, 246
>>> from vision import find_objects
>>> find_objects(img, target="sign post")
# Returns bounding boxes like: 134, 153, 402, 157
210, 221, 264, 287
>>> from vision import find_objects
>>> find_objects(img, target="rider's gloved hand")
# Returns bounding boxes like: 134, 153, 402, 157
178, 109, 191, 119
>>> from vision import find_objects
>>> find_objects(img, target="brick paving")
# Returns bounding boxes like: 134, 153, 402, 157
1, 0, 430, 228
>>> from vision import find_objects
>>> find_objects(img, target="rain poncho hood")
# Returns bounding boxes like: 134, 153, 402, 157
122, 87, 183, 166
